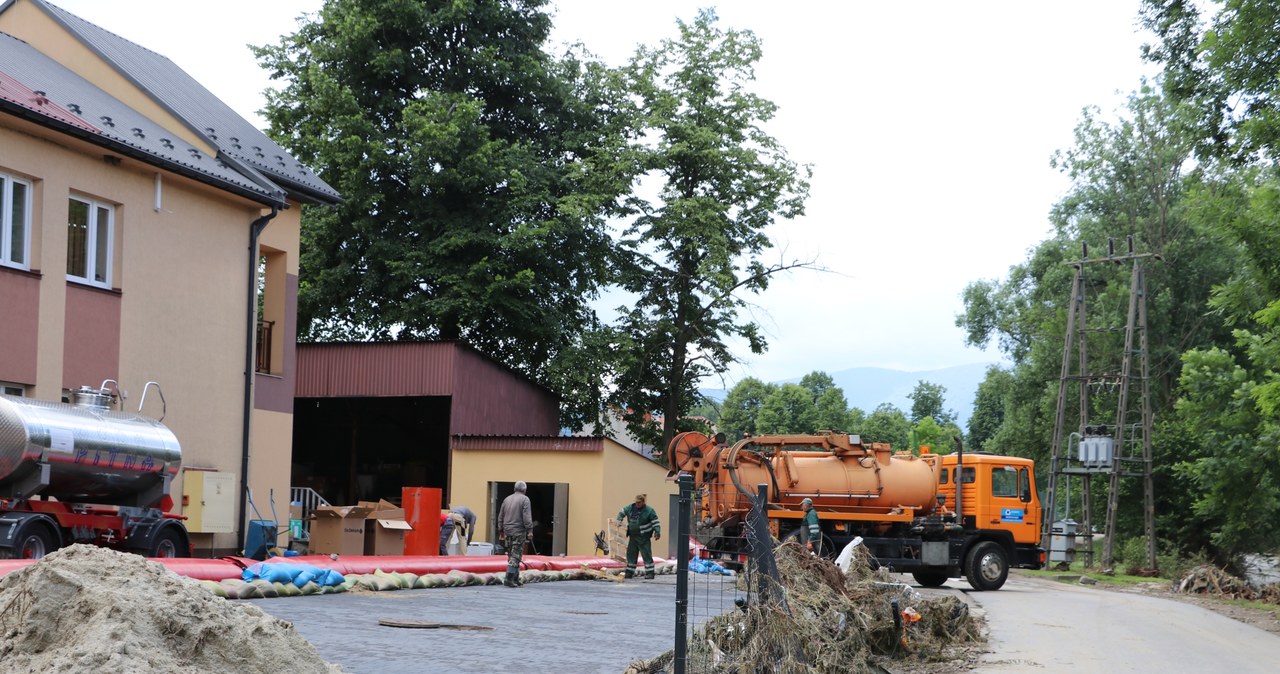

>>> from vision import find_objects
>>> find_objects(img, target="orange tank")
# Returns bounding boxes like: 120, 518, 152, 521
668, 431, 940, 522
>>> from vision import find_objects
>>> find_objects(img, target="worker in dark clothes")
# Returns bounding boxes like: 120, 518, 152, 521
497, 481, 533, 588
798, 497, 821, 555
616, 493, 661, 579
449, 504, 477, 545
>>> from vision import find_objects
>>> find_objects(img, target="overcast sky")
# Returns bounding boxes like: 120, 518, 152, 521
55, 0, 1158, 386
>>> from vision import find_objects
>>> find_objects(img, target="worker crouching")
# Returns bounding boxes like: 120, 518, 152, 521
617, 494, 661, 579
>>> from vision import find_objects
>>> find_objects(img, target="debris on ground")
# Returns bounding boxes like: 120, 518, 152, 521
0, 544, 344, 674
1177, 564, 1280, 604
625, 542, 983, 673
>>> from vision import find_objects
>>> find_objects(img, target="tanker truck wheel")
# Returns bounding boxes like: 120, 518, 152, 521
142, 527, 190, 558
0, 522, 58, 560
964, 541, 1009, 591
911, 570, 949, 588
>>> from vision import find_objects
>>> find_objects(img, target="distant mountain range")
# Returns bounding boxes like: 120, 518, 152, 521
702, 362, 1000, 430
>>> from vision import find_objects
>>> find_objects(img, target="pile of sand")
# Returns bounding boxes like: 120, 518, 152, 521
0, 544, 343, 673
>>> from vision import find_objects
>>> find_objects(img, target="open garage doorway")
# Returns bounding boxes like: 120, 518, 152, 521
489, 481, 567, 556
292, 396, 452, 507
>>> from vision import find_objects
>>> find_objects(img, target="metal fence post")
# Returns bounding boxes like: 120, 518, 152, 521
674, 473, 691, 674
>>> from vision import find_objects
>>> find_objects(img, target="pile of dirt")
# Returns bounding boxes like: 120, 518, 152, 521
626, 542, 982, 673
0, 544, 343, 674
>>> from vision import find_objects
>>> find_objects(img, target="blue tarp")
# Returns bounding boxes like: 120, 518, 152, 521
242, 562, 345, 588
690, 559, 733, 575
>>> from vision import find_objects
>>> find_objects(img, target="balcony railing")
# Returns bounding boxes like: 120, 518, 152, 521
255, 319, 274, 373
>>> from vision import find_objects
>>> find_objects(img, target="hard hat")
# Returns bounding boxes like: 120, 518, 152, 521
801, 498, 813, 506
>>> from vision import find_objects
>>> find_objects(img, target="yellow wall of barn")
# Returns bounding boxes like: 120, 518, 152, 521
602, 444, 679, 544
449, 448, 603, 557
449, 441, 677, 557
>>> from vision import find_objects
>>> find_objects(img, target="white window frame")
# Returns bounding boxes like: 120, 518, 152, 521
1, 382, 25, 397
1, 171, 32, 270
66, 194, 114, 289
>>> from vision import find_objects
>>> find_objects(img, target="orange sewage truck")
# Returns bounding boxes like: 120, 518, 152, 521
668, 431, 1045, 590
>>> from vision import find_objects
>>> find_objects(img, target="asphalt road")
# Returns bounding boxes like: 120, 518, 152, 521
959, 573, 1280, 673
251, 572, 744, 674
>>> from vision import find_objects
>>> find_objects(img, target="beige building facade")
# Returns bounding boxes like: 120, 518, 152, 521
0, 0, 337, 555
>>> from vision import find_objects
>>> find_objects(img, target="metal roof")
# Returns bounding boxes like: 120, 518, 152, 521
296, 341, 561, 437
452, 435, 605, 453
20, 0, 340, 205
0, 32, 291, 206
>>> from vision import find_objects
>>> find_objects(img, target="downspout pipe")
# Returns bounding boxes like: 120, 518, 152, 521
239, 206, 278, 555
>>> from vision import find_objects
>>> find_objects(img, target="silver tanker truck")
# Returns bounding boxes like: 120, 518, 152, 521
0, 381, 189, 559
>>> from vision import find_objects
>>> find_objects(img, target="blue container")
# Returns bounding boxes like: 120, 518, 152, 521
245, 519, 277, 560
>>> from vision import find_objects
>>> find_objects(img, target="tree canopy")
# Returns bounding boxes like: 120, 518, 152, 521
254, 0, 632, 392
604, 8, 811, 453
948, 0, 1280, 562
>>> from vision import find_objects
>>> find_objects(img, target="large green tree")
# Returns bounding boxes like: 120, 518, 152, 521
1142, 0, 1280, 163
718, 377, 776, 442
956, 81, 1243, 559
907, 380, 955, 425
605, 9, 811, 454
756, 383, 818, 435
1139, 0, 1280, 558
254, 0, 633, 420
860, 403, 911, 448
967, 366, 1014, 450
800, 371, 854, 431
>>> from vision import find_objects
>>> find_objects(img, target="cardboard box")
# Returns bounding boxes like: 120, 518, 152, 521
365, 518, 413, 555
308, 505, 372, 555
358, 499, 399, 512
361, 500, 410, 554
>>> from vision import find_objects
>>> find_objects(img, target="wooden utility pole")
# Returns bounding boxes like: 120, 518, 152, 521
1043, 237, 1159, 571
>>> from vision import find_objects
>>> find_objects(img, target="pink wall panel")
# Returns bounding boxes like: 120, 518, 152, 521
0, 268, 39, 384
62, 282, 120, 389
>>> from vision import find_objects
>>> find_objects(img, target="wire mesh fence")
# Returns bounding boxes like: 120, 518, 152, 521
673, 477, 783, 674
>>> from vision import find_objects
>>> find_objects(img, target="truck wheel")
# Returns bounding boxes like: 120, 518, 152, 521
145, 527, 190, 558
1, 522, 58, 560
912, 570, 949, 588
964, 541, 1009, 591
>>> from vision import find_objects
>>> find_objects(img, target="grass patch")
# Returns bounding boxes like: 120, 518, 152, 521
1221, 598, 1280, 616
1020, 564, 1171, 587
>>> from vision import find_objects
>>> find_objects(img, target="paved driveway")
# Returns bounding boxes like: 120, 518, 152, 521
252, 573, 745, 674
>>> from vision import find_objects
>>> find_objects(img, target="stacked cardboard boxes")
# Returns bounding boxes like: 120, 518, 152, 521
308, 499, 413, 556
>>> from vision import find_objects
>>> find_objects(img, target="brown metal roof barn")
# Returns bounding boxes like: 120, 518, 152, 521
292, 341, 559, 508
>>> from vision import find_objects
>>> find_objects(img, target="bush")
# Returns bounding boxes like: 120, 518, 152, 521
1119, 536, 1210, 580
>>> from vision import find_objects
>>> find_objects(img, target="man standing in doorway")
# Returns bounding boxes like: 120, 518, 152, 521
798, 497, 821, 555
498, 481, 533, 588
616, 494, 661, 579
